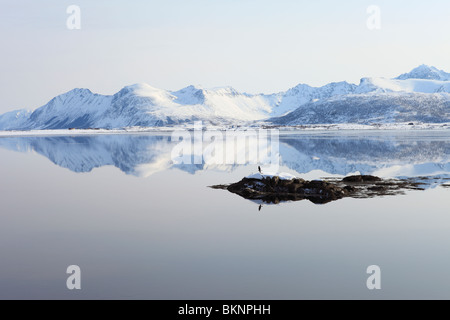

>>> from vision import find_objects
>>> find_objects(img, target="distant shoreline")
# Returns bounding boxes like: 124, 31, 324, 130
0, 123, 449, 137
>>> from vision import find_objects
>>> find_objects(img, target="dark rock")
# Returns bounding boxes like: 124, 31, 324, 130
293, 178, 305, 184
210, 174, 430, 205
368, 186, 387, 191
216, 176, 349, 204
344, 185, 356, 193
342, 175, 382, 183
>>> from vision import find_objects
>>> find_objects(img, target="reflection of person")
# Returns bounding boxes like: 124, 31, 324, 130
258, 166, 261, 174
258, 204, 262, 212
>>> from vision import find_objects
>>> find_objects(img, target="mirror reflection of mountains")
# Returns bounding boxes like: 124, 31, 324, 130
0, 133, 449, 180
279, 134, 450, 178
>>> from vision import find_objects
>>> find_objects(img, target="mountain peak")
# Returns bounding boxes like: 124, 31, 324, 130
119, 83, 159, 93
171, 85, 206, 105
61, 88, 93, 96
209, 86, 240, 95
395, 65, 450, 81
185, 84, 204, 90
115, 83, 175, 99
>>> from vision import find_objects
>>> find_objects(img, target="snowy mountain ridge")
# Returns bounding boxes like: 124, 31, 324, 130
395, 64, 450, 81
1, 65, 450, 130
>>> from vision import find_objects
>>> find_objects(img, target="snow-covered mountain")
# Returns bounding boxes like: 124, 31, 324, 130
0, 109, 32, 130
1, 65, 450, 130
395, 64, 450, 81
0, 82, 359, 130
270, 65, 450, 126
271, 92, 450, 125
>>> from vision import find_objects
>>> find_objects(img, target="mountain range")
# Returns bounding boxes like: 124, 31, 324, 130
0, 65, 449, 130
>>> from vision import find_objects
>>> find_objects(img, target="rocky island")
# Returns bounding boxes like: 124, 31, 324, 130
210, 173, 437, 205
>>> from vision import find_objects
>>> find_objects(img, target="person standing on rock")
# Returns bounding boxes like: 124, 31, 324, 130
258, 166, 262, 174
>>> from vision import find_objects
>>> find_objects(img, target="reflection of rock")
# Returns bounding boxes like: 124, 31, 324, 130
211, 175, 429, 205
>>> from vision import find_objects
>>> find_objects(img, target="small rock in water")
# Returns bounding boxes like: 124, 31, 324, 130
210, 174, 432, 205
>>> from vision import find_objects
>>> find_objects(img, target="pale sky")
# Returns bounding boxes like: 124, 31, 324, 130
1, 0, 450, 113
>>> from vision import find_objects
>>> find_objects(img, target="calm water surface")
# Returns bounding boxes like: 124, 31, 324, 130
0, 130, 449, 299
